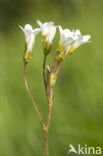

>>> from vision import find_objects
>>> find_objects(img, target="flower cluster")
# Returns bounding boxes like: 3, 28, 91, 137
20, 20, 91, 156
19, 20, 91, 64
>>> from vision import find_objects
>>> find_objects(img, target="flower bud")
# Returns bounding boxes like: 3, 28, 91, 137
50, 72, 57, 87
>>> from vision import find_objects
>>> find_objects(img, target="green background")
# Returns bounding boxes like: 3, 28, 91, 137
0, 0, 103, 155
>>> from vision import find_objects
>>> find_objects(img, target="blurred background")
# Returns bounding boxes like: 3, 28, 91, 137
0, 0, 103, 155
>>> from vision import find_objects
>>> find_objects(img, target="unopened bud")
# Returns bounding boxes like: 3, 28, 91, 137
50, 72, 57, 87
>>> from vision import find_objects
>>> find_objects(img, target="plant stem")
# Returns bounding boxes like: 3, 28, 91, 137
46, 87, 53, 129
51, 61, 60, 73
43, 55, 47, 94
24, 63, 44, 127
44, 60, 60, 156
44, 72, 53, 156
44, 128, 49, 156
42, 54, 50, 156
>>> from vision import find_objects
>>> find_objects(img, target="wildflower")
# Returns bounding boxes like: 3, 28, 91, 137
19, 24, 40, 63
37, 20, 57, 55
56, 26, 75, 62
69, 29, 91, 54
56, 26, 91, 62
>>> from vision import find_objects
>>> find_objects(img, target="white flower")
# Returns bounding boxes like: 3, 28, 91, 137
19, 24, 40, 53
57, 26, 91, 54
19, 24, 40, 63
57, 26, 75, 53
69, 29, 91, 53
73, 29, 91, 44
37, 20, 56, 44
56, 26, 91, 62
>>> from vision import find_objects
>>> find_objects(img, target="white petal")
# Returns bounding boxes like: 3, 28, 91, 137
83, 35, 91, 42
66, 38, 75, 45
75, 29, 81, 35
59, 26, 66, 43
63, 29, 72, 38
27, 33, 35, 52
36, 20, 43, 28
43, 24, 50, 34
19, 25, 25, 33
47, 22, 54, 26
19, 25, 28, 37
33, 28, 41, 35
25, 24, 33, 30
46, 25, 56, 43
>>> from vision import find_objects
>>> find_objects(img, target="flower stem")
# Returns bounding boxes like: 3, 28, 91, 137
46, 87, 53, 129
44, 128, 49, 156
43, 55, 47, 94
44, 72, 53, 156
24, 63, 45, 127
42, 54, 50, 156
44, 60, 60, 156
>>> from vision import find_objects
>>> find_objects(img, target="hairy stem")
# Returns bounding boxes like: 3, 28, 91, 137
24, 63, 44, 127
